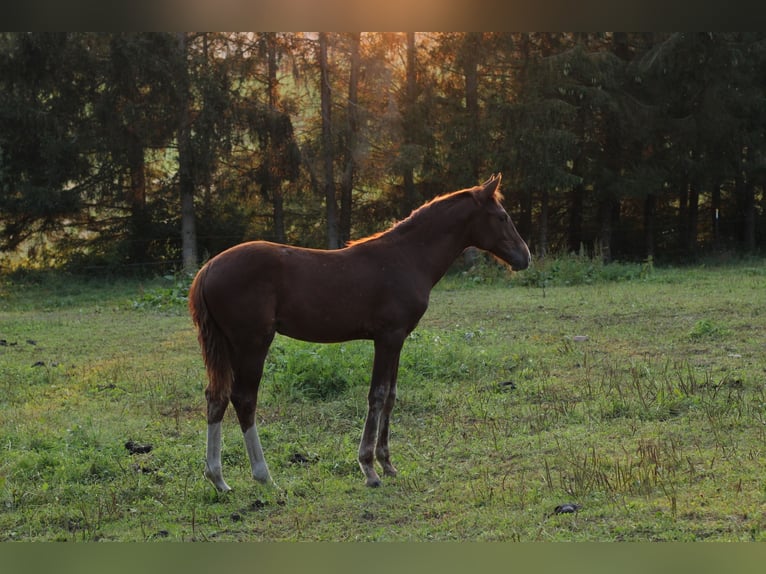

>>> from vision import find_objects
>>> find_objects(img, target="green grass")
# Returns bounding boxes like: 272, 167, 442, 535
1, 258, 765, 541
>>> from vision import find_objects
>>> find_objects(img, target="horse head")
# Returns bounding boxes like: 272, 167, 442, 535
469, 174, 531, 271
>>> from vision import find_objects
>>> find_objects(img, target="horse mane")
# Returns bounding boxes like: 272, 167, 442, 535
346, 185, 503, 248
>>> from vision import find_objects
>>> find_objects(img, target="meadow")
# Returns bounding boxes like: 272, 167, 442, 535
0, 255, 765, 541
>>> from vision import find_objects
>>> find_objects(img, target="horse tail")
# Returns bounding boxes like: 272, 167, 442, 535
189, 263, 233, 403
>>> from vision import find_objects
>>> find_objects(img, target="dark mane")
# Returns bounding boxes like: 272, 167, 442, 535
346, 185, 503, 248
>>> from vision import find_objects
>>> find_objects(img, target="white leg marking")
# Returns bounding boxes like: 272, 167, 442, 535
244, 424, 273, 484
204, 422, 231, 492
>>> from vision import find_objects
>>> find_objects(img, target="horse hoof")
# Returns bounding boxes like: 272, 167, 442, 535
204, 466, 232, 492
252, 471, 274, 486
208, 479, 231, 493
382, 465, 398, 478
365, 477, 382, 487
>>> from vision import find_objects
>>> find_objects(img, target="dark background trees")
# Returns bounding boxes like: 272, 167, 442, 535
1, 32, 764, 272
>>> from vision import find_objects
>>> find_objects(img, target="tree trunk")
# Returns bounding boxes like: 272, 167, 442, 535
319, 33, 339, 249
127, 131, 149, 263
643, 192, 656, 259
177, 32, 198, 272
520, 188, 533, 251
266, 33, 286, 244
598, 195, 614, 263
686, 181, 699, 255
402, 32, 418, 217
743, 180, 756, 251
339, 32, 360, 246
678, 183, 688, 255
711, 181, 721, 249
568, 182, 585, 253
741, 145, 756, 251
538, 188, 549, 258
463, 33, 481, 184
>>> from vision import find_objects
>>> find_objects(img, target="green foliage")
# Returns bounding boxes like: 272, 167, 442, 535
513, 253, 650, 288
3, 32, 766, 271
131, 273, 193, 312
0, 33, 96, 251
451, 251, 653, 288
266, 340, 368, 402
2, 262, 766, 541
688, 319, 728, 341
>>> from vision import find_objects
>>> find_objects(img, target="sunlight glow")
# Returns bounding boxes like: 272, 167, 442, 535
160, 0, 471, 29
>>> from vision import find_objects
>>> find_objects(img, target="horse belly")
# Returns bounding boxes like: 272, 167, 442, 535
275, 293, 375, 343
277, 283, 429, 344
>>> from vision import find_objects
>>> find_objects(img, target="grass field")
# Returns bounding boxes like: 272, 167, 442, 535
1, 256, 765, 541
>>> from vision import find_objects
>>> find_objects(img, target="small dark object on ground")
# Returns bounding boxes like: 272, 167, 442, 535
125, 440, 153, 455
289, 452, 310, 465
27, 339, 37, 345
498, 381, 517, 391
31, 361, 45, 368
553, 503, 582, 515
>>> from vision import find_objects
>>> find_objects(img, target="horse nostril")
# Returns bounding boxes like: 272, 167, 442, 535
516, 249, 531, 271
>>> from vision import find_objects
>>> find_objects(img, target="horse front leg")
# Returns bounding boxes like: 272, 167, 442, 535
359, 335, 404, 487
359, 394, 384, 486
375, 355, 400, 478
204, 394, 232, 492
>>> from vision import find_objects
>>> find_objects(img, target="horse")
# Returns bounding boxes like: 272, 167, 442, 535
189, 173, 530, 490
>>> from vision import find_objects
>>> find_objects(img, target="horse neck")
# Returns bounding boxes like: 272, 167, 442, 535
388, 200, 474, 285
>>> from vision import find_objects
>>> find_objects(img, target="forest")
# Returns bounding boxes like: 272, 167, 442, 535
1, 32, 765, 272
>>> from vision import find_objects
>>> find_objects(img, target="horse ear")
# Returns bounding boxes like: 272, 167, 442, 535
475, 173, 502, 203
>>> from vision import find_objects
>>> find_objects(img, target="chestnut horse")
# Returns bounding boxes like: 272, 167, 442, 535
189, 174, 530, 489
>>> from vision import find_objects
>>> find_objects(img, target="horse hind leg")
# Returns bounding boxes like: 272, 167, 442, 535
204, 393, 232, 492
234, 392, 273, 486
243, 423, 272, 484
230, 340, 274, 486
